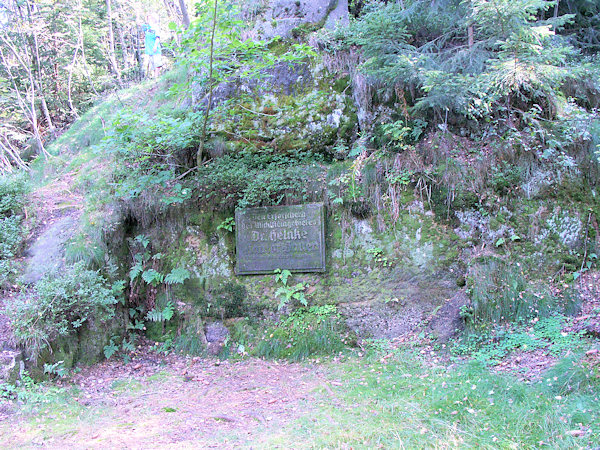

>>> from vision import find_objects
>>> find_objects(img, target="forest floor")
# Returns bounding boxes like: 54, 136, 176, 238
1, 337, 599, 448
0, 348, 326, 448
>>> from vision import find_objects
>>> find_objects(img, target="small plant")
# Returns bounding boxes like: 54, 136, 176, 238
573, 252, 597, 281
459, 304, 474, 322
146, 301, 175, 322
466, 257, 578, 327
450, 314, 587, 365
43, 361, 69, 379
103, 338, 120, 359
104, 335, 138, 360
274, 269, 308, 310
255, 305, 348, 360
366, 247, 392, 267
216, 216, 235, 232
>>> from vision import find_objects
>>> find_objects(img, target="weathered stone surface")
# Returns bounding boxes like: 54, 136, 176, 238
205, 321, 230, 343
236, 203, 325, 274
427, 290, 468, 342
338, 270, 460, 340
204, 321, 229, 356
0, 350, 23, 383
251, 0, 349, 40
22, 214, 80, 284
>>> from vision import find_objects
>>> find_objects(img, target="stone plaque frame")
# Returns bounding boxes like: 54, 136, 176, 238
235, 203, 326, 275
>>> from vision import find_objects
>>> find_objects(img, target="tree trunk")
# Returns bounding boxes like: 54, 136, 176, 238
106, 0, 123, 88
197, 0, 218, 167
468, 25, 474, 49
179, 0, 191, 29
26, 0, 55, 131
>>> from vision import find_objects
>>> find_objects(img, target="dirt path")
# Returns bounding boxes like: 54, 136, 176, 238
0, 348, 325, 449
0, 170, 83, 377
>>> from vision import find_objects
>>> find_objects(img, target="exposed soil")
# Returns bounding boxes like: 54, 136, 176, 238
1, 343, 326, 448
572, 270, 600, 337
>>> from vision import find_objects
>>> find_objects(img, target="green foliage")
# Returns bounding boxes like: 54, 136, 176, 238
490, 161, 523, 195
164, 267, 191, 285
254, 305, 348, 361
216, 217, 235, 233
4, 263, 118, 362
366, 247, 392, 267
466, 257, 578, 327
452, 314, 587, 365
0, 175, 27, 217
196, 151, 315, 210
332, 0, 589, 131
0, 175, 28, 287
104, 109, 200, 202
43, 361, 70, 379
0, 215, 24, 260
146, 301, 175, 322
273, 269, 307, 310
268, 351, 600, 447
103, 338, 119, 359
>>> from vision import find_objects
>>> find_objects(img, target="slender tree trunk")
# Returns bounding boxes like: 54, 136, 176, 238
117, 23, 129, 70
468, 25, 474, 49
67, 46, 79, 117
0, 136, 29, 172
26, 0, 55, 131
106, 0, 123, 87
179, 0, 191, 29
0, 35, 49, 158
196, 0, 218, 167
77, 0, 100, 97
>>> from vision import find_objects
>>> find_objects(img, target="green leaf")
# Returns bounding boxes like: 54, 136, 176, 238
495, 237, 506, 247
135, 234, 150, 248
129, 263, 143, 281
165, 267, 191, 285
142, 269, 164, 285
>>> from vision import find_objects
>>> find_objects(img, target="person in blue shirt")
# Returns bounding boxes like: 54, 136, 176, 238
142, 14, 162, 78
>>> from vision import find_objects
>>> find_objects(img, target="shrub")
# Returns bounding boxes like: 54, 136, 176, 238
4, 263, 118, 362
254, 305, 349, 361
196, 151, 317, 210
0, 175, 27, 217
0, 215, 24, 259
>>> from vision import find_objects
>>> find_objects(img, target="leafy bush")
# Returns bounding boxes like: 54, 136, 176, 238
0, 175, 28, 288
0, 215, 24, 259
4, 263, 118, 362
490, 162, 523, 195
254, 305, 349, 361
196, 151, 317, 210
0, 175, 27, 217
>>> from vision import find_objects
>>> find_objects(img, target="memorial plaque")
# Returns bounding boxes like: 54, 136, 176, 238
235, 203, 325, 275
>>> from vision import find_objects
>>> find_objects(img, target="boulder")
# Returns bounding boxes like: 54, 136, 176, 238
252, 0, 349, 40
427, 290, 468, 342
22, 214, 80, 284
204, 321, 230, 356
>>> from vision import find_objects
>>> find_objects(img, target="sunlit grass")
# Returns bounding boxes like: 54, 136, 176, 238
264, 349, 600, 448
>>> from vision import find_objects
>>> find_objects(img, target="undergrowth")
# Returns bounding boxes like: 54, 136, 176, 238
0, 174, 29, 287
3, 263, 119, 362
265, 349, 600, 447
254, 305, 349, 361
451, 314, 589, 365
